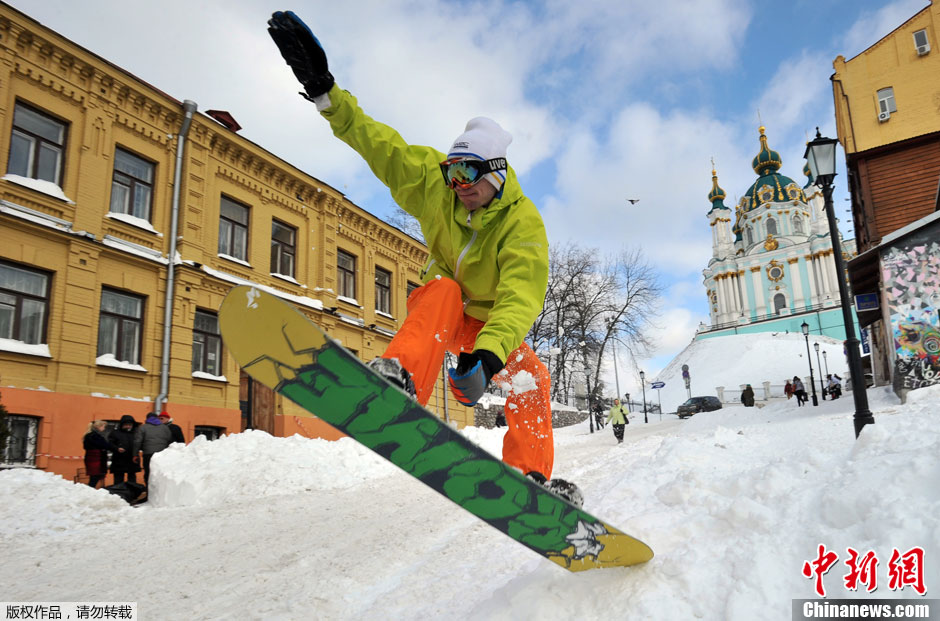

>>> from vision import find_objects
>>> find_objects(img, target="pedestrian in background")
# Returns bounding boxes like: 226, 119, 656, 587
108, 415, 140, 485
134, 412, 173, 486
741, 384, 755, 407
607, 399, 629, 444
792, 376, 807, 407
83, 420, 123, 489
784, 380, 794, 400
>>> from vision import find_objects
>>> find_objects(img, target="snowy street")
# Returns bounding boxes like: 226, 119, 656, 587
1, 384, 937, 620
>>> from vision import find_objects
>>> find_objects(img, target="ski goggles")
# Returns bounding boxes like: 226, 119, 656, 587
439, 157, 507, 189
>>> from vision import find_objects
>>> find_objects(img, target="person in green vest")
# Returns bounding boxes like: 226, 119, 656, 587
607, 399, 629, 444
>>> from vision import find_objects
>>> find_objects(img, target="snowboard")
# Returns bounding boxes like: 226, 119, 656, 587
218, 285, 653, 572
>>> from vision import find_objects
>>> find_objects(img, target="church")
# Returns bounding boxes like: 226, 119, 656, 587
697, 127, 858, 340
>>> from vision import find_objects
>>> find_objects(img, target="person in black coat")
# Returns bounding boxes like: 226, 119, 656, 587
83, 420, 123, 489
108, 415, 141, 485
159, 413, 185, 444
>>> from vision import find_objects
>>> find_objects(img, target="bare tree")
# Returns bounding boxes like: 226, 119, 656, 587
527, 243, 661, 407
385, 205, 424, 243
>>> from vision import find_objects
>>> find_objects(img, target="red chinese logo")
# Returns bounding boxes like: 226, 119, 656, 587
803, 545, 926, 597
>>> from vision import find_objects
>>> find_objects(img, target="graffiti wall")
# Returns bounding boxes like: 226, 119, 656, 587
881, 219, 940, 394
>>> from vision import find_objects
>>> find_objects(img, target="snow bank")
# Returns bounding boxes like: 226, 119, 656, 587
0, 468, 132, 538
147, 430, 399, 507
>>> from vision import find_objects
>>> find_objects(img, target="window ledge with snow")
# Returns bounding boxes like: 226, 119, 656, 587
218, 253, 252, 268
192, 371, 229, 383
2, 174, 75, 203
0, 338, 52, 358
271, 273, 301, 286
375, 310, 395, 320
337, 295, 362, 308
106, 211, 162, 235
96, 354, 147, 373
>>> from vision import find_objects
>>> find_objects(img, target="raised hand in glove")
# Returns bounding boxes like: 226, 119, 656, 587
267, 11, 334, 101
448, 350, 504, 407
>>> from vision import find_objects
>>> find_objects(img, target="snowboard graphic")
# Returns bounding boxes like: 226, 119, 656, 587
219, 285, 653, 572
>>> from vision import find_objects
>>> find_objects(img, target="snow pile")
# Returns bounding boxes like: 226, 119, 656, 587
653, 332, 850, 412
148, 430, 398, 507
0, 339, 936, 619
0, 468, 131, 538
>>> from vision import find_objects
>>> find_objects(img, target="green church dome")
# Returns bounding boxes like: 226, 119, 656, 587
741, 127, 805, 211
707, 167, 728, 209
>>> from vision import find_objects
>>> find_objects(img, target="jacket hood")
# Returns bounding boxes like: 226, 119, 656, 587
119, 415, 137, 426
145, 414, 163, 425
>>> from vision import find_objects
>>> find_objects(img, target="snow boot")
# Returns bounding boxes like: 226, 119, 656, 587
366, 357, 416, 398
526, 471, 585, 508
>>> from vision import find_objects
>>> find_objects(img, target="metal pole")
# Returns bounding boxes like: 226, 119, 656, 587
657, 388, 662, 421
803, 331, 818, 406
815, 344, 825, 400
641, 381, 648, 424
820, 179, 874, 436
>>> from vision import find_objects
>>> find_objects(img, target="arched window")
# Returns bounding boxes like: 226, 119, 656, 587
793, 215, 803, 235
746, 226, 754, 245
766, 217, 778, 236
773, 293, 787, 315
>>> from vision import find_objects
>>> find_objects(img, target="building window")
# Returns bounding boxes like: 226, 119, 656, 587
407, 281, 421, 298
0, 261, 50, 345
2, 414, 39, 467
793, 215, 804, 235
746, 226, 754, 246
219, 196, 249, 261
766, 218, 778, 236
913, 29, 929, 52
192, 309, 222, 376
877, 87, 897, 114
271, 220, 296, 278
375, 267, 391, 314
97, 288, 144, 364
7, 101, 67, 185
337, 250, 356, 299
110, 147, 155, 221
193, 425, 224, 441
773, 293, 787, 315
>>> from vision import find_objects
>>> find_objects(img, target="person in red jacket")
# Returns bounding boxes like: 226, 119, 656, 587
267, 10, 581, 506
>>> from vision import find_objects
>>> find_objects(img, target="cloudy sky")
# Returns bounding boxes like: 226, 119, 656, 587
9, 0, 929, 394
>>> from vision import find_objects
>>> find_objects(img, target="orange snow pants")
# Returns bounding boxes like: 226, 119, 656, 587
383, 277, 554, 478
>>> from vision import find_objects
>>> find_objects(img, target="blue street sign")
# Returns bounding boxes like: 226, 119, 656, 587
854, 293, 879, 312
651, 381, 665, 389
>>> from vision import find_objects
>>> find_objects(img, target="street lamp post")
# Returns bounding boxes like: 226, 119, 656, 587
801, 321, 819, 406
823, 350, 829, 378
805, 128, 875, 437
639, 370, 648, 424
814, 342, 825, 400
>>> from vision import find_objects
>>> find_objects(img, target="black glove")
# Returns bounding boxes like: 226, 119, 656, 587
448, 350, 504, 407
267, 11, 334, 101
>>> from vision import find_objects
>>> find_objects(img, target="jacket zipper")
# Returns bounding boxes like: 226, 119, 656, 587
455, 229, 477, 282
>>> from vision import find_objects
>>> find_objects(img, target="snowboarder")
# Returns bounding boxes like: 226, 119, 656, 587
607, 399, 629, 444
266, 11, 579, 505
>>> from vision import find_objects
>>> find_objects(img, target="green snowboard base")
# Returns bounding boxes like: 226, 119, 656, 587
219, 285, 653, 572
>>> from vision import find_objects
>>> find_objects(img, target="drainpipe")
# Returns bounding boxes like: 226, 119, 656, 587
154, 100, 197, 415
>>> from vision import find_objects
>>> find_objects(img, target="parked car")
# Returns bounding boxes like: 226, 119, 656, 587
677, 396, 723, 419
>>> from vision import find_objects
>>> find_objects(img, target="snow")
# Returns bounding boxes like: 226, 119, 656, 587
0, 337, 51, 358
1, 333, 937, 619
105, 211, 161, 235
653, 332, 850, 412
94, 353, 147, 373
191, 371, 228, 383
2, 174, 74, 203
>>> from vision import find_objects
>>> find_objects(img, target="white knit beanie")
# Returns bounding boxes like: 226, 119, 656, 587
446, 117, 512, 189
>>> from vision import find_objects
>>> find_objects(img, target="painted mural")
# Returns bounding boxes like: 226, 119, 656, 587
881, 221, 940, 393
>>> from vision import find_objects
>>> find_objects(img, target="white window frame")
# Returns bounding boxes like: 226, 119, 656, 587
877, 87, 897, 114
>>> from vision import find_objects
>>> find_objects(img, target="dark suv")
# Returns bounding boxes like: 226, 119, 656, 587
677, 396, 722, 419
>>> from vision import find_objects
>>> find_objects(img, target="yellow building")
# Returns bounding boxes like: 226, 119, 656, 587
0, 3, 470, 482
832, 0, 940, 390
831, 0, 940, 253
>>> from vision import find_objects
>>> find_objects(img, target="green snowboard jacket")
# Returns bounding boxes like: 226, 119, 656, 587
320, 85, 549, 363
